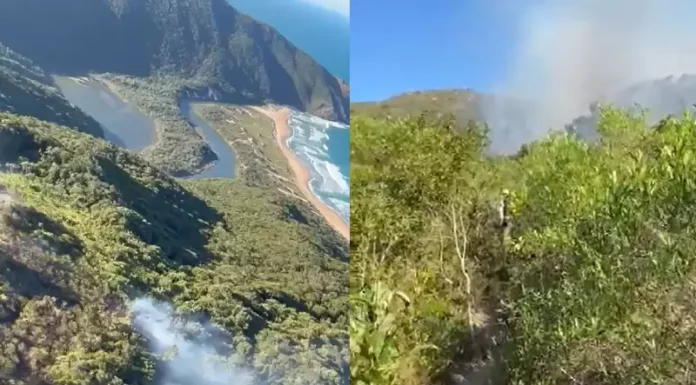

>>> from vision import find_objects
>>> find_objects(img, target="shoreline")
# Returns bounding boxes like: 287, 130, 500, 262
90, 75, 162, 155
252, 106, 350, 241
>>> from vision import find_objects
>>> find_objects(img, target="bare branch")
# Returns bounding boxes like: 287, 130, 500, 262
450, 203, 475, 340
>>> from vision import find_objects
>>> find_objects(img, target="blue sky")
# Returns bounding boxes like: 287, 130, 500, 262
351, 0, 523, 102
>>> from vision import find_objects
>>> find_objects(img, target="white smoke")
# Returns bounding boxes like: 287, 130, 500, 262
130, 297, 256, 385
482, 0, 696, 153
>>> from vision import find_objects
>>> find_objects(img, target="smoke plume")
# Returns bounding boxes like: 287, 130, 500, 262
130, 297, 256, 385
482, 0, 696, 153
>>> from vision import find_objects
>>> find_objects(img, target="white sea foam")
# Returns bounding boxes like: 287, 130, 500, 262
326, 197, 349, 223
286, 111, 350, 224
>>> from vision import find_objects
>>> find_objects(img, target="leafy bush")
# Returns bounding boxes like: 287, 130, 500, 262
351, 107, 696, 384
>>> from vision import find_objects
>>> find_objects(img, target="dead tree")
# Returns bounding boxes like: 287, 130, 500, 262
497, 189, 512, 246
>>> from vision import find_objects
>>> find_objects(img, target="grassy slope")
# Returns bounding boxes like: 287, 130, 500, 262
0, 112, 348, 385
350, 107, 696, 384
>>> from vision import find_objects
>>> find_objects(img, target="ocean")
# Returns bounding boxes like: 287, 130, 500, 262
228, 0, 351, 226
287, 111, 350, 224
226, 0, 350, 83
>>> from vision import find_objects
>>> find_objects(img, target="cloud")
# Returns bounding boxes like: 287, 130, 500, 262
482, 0, 696, 153
298, 0, 349, 17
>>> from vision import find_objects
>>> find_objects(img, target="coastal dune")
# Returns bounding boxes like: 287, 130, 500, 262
252, 106, 350, 241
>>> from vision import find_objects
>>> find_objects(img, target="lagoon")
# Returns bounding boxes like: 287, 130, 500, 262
54, 77, 237, 179
53, 76, 155, 151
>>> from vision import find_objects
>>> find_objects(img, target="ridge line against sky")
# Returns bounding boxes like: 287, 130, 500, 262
351, 0, 696, 157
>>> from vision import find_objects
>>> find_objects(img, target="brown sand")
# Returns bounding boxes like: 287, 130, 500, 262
252, 106, 349, 241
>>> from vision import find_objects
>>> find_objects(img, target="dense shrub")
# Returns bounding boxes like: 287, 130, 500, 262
350, 107, 696, 384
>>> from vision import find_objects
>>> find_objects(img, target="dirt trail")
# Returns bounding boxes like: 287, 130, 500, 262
0, 186, 12, 207
442, 308, 506, 385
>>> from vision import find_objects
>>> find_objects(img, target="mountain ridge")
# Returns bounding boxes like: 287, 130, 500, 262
354, 77, 696, 153
0, 0, 349, 123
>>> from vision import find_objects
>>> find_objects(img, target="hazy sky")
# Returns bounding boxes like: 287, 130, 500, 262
300, 0, 349, 17
351, 0, 696, 106
496, 0, 696, 129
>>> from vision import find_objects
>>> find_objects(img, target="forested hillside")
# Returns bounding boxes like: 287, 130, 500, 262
0, 113, 348, 384
0, 0, 350, 383
350, 107, 696, 384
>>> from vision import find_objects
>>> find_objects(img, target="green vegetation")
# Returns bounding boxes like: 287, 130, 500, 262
0, 43, 104, 138
93, 74, 217, 176
0, 1, 350, 383
351, 89, 480, 122
0, 112, 348, 384
190, 103, 346, 249
192, 104, 290, 187
0, 0, 348, 124
350, 106, 696, 384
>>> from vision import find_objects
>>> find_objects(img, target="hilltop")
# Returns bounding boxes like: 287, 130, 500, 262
356, 77, 696, 156
351, 89, 481, 121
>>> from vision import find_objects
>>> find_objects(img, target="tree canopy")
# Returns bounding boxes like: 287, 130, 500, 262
0, 113, 348, 385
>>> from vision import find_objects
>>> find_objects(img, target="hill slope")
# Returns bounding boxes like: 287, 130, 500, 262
0, 0, 349, 124
569, 74, 696, 141
351, 89, 481, 121
0, 113, 348, 384
351, 89, 537, 154
0, 43, 104, 138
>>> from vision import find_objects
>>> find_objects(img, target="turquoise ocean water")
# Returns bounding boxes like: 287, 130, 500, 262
286, 111, 350, 223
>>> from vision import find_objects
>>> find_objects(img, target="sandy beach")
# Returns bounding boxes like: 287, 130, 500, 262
252, 106, 349, 241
